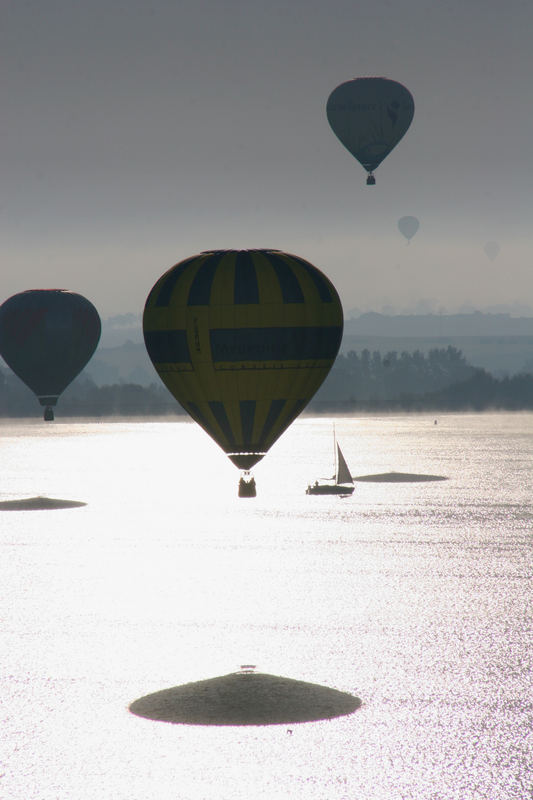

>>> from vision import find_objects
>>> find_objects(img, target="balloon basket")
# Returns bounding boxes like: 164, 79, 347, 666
238, 472, 256, 498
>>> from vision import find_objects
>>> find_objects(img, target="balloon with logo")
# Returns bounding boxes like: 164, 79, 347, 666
398, 216, 419, 243
326, 77, 415, 185
0, 290, 101, 420
143, 249, 344, 496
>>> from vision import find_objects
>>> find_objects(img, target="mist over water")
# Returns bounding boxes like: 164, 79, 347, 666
1, 413, 531, 799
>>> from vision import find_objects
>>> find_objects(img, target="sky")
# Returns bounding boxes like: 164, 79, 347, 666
2, 0, 533, 318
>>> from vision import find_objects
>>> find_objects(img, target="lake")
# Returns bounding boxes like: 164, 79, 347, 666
1, 412, 531, 799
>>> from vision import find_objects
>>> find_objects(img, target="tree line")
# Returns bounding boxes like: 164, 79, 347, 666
310, 346, 533, 411
311, 346, 476, 407
0, 371, 182, 418
1, 346, 533, 416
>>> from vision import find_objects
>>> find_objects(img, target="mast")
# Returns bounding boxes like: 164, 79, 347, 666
333, 421, 337, 477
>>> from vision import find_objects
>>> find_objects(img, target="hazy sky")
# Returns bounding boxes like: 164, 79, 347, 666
2, 0, 533, 317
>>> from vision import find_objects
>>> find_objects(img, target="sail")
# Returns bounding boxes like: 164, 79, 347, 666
336, 444, 353, 485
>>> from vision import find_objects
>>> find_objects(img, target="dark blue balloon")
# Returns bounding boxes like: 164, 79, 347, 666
0, 289, 101, 419
327, 77, 415, 184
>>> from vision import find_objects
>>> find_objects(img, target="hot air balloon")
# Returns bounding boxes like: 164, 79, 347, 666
143, 249, 343, 496
398, 216, 419, 243
483, 241, 500, 261
326, 77, 414, 185
0, 290, 101, 420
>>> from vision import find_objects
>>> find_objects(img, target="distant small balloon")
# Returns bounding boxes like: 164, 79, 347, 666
398, 216, 419, 243
484, 241, 500, 261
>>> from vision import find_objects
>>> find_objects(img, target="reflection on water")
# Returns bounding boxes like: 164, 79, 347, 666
129, 670, 361, 725
0, 413, 531, 800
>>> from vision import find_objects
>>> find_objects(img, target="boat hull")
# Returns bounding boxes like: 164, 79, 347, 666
306, 484, 354, 496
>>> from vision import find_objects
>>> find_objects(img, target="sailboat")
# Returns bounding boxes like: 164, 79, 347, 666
306, 430, 354, 496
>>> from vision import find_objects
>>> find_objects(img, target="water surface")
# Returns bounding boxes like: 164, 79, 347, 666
1, 413, 531, 799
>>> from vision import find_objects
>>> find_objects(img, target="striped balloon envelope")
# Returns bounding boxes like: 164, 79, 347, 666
143, 249, 343, 472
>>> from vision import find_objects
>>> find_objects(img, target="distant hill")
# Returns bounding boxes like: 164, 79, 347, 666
344, 312, 533, 337
3, 311, 532, 390
99, 313, 143, 347
342, 313, 533, 376
85, 311, 533, 385
88, 341, 155, 386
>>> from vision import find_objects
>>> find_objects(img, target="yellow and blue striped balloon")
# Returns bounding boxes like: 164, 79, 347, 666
143, 249, 343, 470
